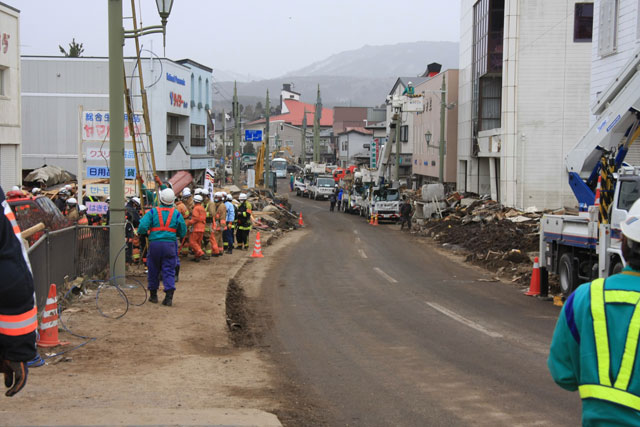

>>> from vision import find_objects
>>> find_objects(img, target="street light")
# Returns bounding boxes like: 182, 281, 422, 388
155, 0, 174, 26
424, 131, 432, 146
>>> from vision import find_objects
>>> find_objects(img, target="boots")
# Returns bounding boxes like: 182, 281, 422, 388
162, 289, 174, 307
175, 265, 180, 282
149, 289, 158, 304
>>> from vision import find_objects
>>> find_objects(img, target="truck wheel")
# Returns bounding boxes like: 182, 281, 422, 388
559, 253, 578, 296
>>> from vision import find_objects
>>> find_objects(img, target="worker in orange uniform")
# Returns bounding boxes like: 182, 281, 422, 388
187, 194, 206, 262
77, 205, 89, 225
201, 189, 216, 259
212, 192, 227, 257
175, 192, 190, 258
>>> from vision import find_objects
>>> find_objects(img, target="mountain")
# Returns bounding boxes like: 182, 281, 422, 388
212, 68, 264, 83
284, 41, 459, 78
211, 41, 459, 110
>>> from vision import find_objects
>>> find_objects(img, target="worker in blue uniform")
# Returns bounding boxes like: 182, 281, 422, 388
224, 193, 235, 254
137, 188, 186, 307
549, 198, 640, 426
0, 186, 37, 396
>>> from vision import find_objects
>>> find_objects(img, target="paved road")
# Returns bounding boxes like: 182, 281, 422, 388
264, 191, 581, 426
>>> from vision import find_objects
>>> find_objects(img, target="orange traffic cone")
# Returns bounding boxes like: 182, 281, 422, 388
525, 257, 541, 296
37, 283, 69, 348
594, 176, 602, 208
369, 214, 374, 225
250, 232, 264, 258
373, 214, 379, 226
298, 212, 304, 226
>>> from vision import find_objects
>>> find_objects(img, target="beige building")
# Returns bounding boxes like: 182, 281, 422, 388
412, 69, 458, 186
0, 2, 20, 189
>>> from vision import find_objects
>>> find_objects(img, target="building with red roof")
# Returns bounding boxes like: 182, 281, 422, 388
248, 98, 333, 128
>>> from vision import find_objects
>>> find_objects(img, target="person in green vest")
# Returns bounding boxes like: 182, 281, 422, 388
548, 199, 640, 426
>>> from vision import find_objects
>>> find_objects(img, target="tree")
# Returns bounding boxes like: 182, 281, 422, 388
243, 141, 255, 154
255, 101, 264, 118
59, 38, 84, 57
244, 104, 254, 121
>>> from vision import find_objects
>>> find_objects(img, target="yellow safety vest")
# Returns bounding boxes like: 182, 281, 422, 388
579, 277, 640, 411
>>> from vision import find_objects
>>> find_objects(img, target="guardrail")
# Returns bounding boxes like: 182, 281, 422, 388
27, 226, 110, 310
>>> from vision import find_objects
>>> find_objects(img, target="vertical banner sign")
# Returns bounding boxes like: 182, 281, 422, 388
204, 168, 215, 199
371, 138, 378, 168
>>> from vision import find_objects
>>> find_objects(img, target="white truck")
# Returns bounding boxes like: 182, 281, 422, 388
309, 175, 336, 200
364, 186, 401, 221
540, 47, 640, 295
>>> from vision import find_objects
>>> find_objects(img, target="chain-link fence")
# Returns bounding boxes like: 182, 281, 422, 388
28, 226, 110, 310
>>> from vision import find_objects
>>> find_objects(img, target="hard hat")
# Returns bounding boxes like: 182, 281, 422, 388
193, 194, 203, 203
131, 197, 141, 205
408, 81, 413, 86
106, 197, 110, 203
221, 191, 227, 198
622, 199, 640, 243
159, 188, 175, 205
66, 197, 78, 205
213, 192, 222, 201
201, 188, 209, 196
32, 187, 41, 194
182, 187, 191, 197
11, 185, 19, 192
239, 193, 247, 201
194, 188, 202, 195
79, 204, 87, 213
64, 184, 72, 191
59, 188, 69, 196
226, 194, 233, 201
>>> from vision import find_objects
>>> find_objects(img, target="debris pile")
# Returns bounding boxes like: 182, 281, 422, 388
409, 191, 552, 287
246, 189, 300, 231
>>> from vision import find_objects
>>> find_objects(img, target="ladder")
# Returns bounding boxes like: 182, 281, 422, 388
123, 0, 159, 212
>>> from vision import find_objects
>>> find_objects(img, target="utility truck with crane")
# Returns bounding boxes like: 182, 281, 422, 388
540, 48, 640, 295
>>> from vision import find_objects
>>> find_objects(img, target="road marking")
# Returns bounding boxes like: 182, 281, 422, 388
358, 249, 368, 259
355, 236, 361, 243
353, 230, 359, 235
374, 267, 397, 283
425, 302, 503, 338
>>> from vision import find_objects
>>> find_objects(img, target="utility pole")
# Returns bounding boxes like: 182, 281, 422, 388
313, 85, 322, 163
301, 109, 307, 165
264, 90, 271, 189
222, 108, 227, 160
394, 109, 401, 185
232, 82, 240, 185
439, 74, 447, 183
108, 0, 125, 282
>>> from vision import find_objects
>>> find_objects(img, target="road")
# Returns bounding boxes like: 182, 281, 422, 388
263, 190, 581, 426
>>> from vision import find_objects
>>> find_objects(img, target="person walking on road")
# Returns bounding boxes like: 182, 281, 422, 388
137, 188, 186, 307
235, 193, 252, 250
187, 194, 206, 262
0, 186, 38, 397
290, 173, 294, 192
337, 187, 344, 212
549, 199, 640, 425
399, 196, 413, 231
224, 194, 235, 254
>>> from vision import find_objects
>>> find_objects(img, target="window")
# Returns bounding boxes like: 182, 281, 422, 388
205, 79, 209, 107
0, 68, 5, 96
190, 74, 194, 107
168, 115, 181, 136
472, 0, 504, 81
599, 0, 619, 56
198, 77, 202, 108
574, 3, 593, 42
191, 124, 205, 147
400, 125, 408, 142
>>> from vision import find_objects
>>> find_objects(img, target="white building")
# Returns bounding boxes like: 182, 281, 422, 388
0, 2, 20, 189
337, 127, 373, 167
21, 56, 212, 183
458, 0, 592, 209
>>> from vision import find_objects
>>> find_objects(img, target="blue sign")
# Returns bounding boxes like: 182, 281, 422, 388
166, 73, 186, 86
245, 130, 263, 142
87, 166, 136, 179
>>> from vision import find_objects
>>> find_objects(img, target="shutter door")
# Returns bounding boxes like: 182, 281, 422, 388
0, 144, 17, 188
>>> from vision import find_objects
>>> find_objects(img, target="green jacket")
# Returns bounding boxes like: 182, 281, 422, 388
137, 205, 186, 242
548, 267, 640, 426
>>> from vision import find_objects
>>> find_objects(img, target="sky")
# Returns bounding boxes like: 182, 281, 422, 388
16, 0, 461, 80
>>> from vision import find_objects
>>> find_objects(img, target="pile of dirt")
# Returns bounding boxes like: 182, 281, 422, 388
225, 278, 259, 347
247, 190, 301, 231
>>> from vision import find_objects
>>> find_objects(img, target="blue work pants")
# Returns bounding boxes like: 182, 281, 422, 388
147, 240, 178, 291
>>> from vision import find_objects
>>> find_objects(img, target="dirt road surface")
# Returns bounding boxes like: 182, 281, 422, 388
1, 231, 299, 426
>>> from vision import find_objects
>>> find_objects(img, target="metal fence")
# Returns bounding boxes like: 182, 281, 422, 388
28, 226, 110, 310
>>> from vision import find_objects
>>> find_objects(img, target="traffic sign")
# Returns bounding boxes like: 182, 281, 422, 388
234, 151, 241, 158
245, 130, 263, 142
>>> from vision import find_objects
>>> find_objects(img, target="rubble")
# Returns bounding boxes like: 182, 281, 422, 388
404, 190, 556, 290
246, 190, 300, 231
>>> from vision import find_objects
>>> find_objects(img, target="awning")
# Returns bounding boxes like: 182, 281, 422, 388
169, 171, 193, 194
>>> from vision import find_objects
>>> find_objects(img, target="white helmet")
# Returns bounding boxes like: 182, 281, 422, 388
66, 197, 78, 205
239, 193, 247, 201
221, 191, 227, 199
59, 188, 69, 196
106, 197, 110, 203
622, 199, 640, 243
213, 192, 222, 201
32, 187, 41, 195
226, 194, 233, 201
408, 81, 413, 86
64, 184, 73, 191
201, 188, 209, 197
11, 185, 19, 192
159, 188, 176, 205
79, 204, 87, 213
194, 188, 203, 195
131, 197, 141, 205
182, 187, 191, 197
193, 194, 203, 203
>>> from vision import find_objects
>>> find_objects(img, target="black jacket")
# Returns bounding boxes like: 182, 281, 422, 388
0, 186, 37, 362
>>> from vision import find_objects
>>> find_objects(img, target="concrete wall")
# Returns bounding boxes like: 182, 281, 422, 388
0, 3, 20, 189
337, 131, 371, 166
458, 0, 476, 193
